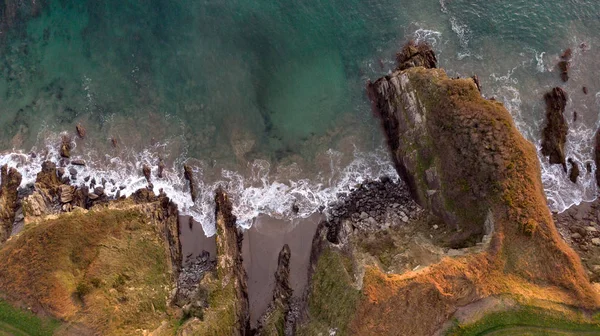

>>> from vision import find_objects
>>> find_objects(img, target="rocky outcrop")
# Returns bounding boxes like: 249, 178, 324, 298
395, 40, 437, 71
320, 42, 600, 334
568, 158, 580, 184
178, 188, 249, 336
541, 87, 568, 171
184, 164, 197, 202
60, 135, 72, 158
255, 244, 293, 336
0, 165, 22, 243
558, 48, 572, 82
213, 188, 250, 334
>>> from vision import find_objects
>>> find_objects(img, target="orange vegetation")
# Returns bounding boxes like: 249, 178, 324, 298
351, 67, 599, 335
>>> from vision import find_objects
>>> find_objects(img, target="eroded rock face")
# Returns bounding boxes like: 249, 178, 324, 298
255, 244, 293, 336
541, 87, 568, 171
0, 165, 22, 243
178, 188, 249, 336
214, 188, 250, 334
367, 67, 497, 246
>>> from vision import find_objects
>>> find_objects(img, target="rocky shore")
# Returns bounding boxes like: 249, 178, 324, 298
1, 40, 600, 336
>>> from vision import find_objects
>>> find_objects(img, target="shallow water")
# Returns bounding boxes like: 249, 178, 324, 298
1, 0, 600, 234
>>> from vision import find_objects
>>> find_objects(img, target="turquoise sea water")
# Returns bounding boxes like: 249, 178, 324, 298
1, 0, 600, 233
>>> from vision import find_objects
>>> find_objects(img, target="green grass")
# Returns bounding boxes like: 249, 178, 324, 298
446, 306, 600, 336
0, 300, 59, 336
297, 248, 360, 336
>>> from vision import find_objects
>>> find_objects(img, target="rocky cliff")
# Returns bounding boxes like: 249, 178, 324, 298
177, 188, 250, 336
0, 161, 184, 335
0, 165, 22, 243
297, 42, 599, 336
255, 244, 293, 336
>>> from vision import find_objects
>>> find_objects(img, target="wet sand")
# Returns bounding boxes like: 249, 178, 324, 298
178, 213, 322, 326
179, 215, 216, 259
242, 213, 322, 327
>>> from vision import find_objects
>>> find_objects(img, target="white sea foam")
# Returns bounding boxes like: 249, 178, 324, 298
413, 29, 442, 48
489, 52, 599, 213
0, 138, 396, 236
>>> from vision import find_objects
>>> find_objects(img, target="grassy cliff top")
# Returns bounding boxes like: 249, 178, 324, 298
0, 208, 177, 335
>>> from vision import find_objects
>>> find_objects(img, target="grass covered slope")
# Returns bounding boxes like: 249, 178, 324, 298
0, 299, 59, 336
0, 208, 176, 335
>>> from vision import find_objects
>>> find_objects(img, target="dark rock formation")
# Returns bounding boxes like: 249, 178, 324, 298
0, 165, 22, 243
60, 135, 72, 158
158, 158, 165, 178
395, 40, 437, 71
184, 164, 197, 202
76, 124, 86, 138
558, 48, 572, 82
178, 188, 250, 335
71, 159, 86, 166
541, 87, 568, 171
568, 158, 580, 184
142, 164, 151, 182
255, 245, 293, 336
214, 188, 250, 334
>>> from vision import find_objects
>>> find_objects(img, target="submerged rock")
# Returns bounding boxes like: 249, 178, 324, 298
0, 165, 22, 243
60, 135, 72, 158
541, 87, 568, 171
76, 124, 86, 138
558, 48, 572, 82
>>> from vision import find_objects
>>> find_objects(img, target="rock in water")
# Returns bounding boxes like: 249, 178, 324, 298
183, 165, 197, 202
395, 40, 437, 71
568, 158, 580, 184
158, 158, 165, 178
60, 135, 72, 158
76, 124, 86, 138
541, 87, 568, 171
142, 165, 151, 182
0, 165, 22, 243
558, 48, 572, 82
71, 159, 86, 166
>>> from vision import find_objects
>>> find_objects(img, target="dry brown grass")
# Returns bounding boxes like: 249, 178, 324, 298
346, 67, 600, 335
0, 208, 175, 335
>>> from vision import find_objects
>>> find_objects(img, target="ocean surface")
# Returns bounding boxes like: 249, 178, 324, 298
1, 0, 599, 235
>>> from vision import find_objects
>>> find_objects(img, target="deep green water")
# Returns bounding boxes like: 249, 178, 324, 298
1, 0, 600, 233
